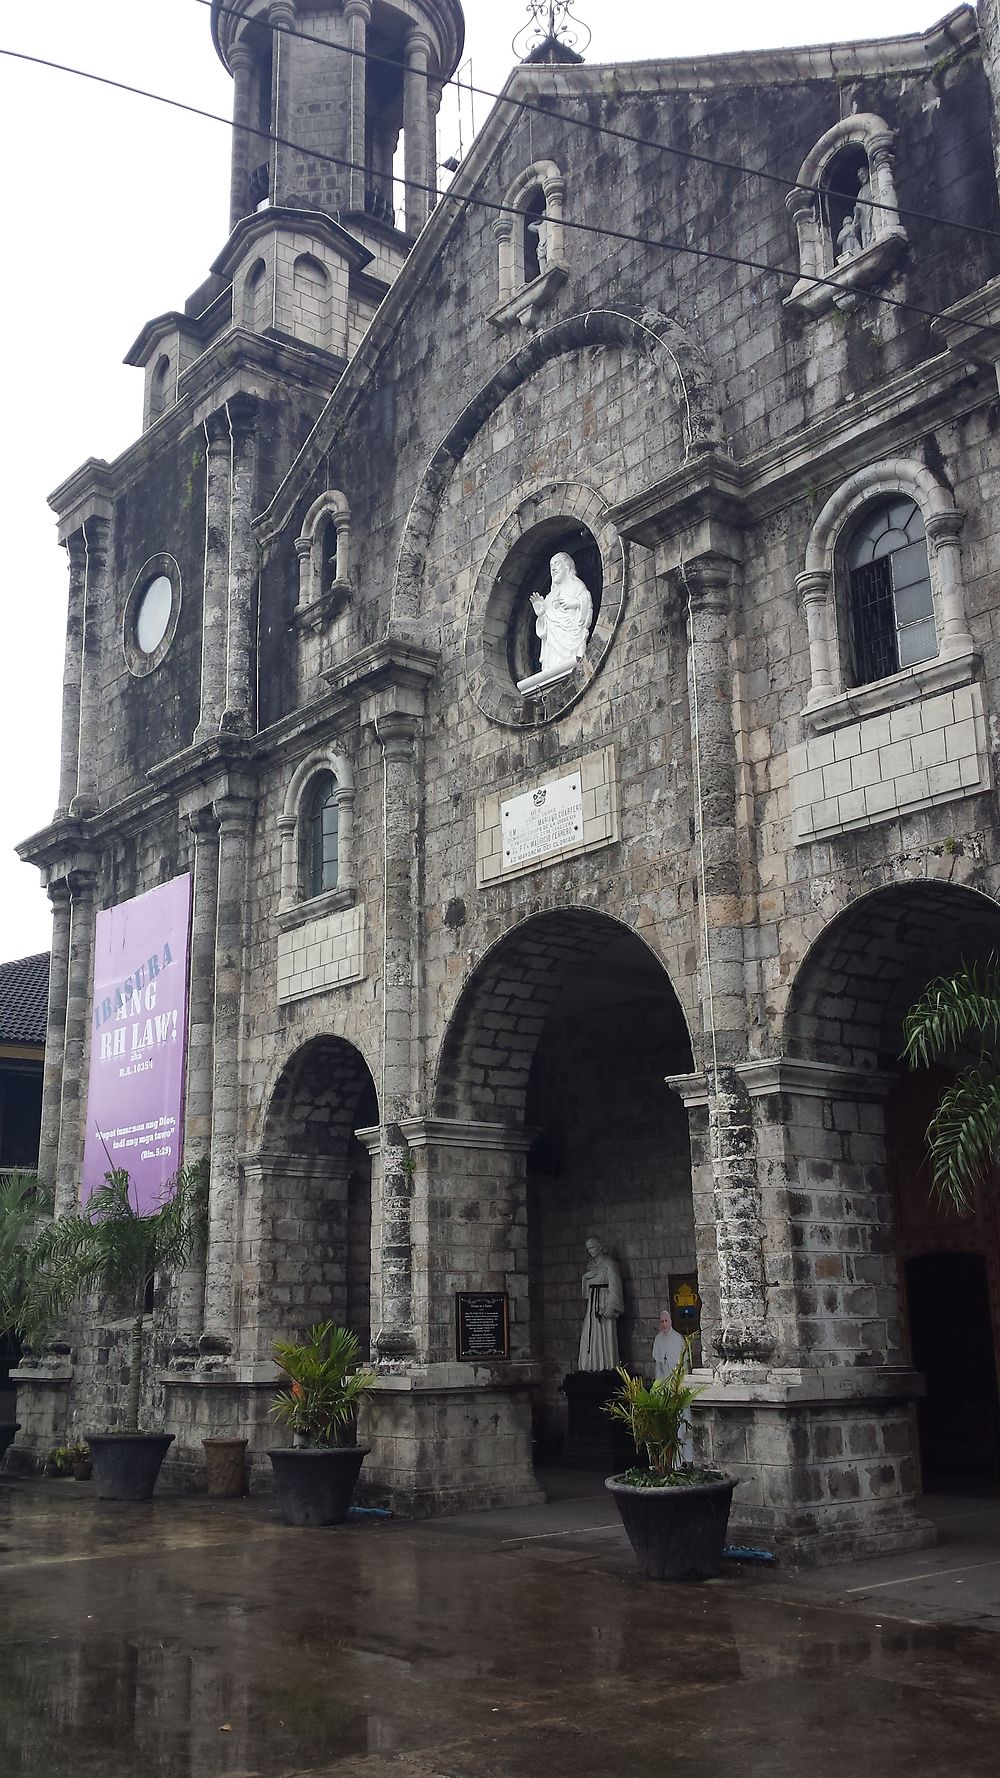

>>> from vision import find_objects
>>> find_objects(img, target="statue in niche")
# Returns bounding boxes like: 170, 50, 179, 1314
517, 551, 593, 694
578, 1236, 624, 1372
835, 161, 876, 265
527, 213, 549, 275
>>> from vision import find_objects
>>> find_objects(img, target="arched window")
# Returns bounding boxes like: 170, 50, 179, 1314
293, 489, 352, 624
307, 772, 340, 898
845, 499, 936, 686
243, 257, 269, 331
277, 751, 356, 919
291, 253, 331, 349
149, 354, 172, 423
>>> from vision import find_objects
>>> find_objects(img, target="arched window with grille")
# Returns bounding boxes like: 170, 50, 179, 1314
846, 499, 936, 686
307, 772, 340, 898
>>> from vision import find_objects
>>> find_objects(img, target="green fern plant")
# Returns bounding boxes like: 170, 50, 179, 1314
903, 958, 1000, 1212
604, 1348, 703, 1479
0, 1171, 73, 1352
271, 1321, 376, 1448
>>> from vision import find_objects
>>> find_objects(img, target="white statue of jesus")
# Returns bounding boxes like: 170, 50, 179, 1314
517, 551, 593, 694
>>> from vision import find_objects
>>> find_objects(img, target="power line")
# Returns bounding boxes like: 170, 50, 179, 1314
2, 44, 997, 342
197, 0, 1000, 248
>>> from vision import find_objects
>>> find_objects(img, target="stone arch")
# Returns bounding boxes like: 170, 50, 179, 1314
433, 907, 695, 1122
390, 308, 724, 627
430, 908, 697, 1440
783, 880, 1000, 1069
778, 880, 1000, 1478
241, 1034, 379, 1360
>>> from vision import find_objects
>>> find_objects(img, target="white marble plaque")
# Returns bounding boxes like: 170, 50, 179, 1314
501, 772, 583, 868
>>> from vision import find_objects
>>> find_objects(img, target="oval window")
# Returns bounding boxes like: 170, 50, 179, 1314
135, 574, 173, 654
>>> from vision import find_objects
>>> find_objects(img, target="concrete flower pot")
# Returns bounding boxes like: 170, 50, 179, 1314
606, 1474, 738, 1581
268, 1445, 370, 1526
87, 1433, 175, 1501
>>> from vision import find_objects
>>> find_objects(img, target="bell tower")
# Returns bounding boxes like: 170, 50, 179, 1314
212, 0, 465, 238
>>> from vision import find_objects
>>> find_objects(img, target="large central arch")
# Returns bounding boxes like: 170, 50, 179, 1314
433, 909, 696, 1455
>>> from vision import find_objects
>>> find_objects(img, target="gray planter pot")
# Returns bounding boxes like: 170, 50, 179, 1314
268, 1445, 370, 1526
606, 1474, 738, 1581
87, 1433, 175, 1501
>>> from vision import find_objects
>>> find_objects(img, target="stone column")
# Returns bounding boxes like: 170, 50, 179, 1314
224, 395, 258, 732
201, 795, 252, 1349
266, 1, 297, 209
55, 870, 98, 1217
372, 710, 420, 1361
426, 79, 443, 212
345, 0, 372, 212
195, 409, 231, 744
71, 518, 109, 818
228, 39, 257, 232
979, 0, 1000, 191
796, 569, 835, 705
36, 882, 72, 1192
682, 555, 773, 1364
55, 535, 86, 819
171, 808, 221, 1353
925, 509, 973, 657
403, 30, 432, 235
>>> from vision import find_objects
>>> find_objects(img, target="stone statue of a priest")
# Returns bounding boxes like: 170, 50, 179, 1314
578, 1236, 624, 1371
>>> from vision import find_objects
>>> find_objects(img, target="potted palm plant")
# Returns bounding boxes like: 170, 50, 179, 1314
268, 1321, 375, 1526
37, 1163, 207, 1501
604, 1351, 737, 1581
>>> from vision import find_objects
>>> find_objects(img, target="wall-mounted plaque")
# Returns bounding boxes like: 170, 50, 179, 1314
456, 1292, 510, 1361
501, 772, 582, 870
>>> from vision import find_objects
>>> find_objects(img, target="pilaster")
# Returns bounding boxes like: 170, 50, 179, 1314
54, 868, 98, 1217
71, 517, 109, 817
36, 882, 72, 1191
201, 793, 253, 1349
225, 394, 259, 732
403, 30, 433, 234
55, 534, 86, 819
195, 409, 232, 744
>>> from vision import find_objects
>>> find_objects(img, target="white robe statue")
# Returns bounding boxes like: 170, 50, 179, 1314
652, 1309, 694, 1464
517, 551, 593, 695
578, 1236, 624, 1372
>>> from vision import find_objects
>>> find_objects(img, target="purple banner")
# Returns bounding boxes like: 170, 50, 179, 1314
82, 873, 192, 1212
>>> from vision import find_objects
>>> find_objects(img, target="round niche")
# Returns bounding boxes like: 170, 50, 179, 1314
465, 483, 627, 727
123, 553, 182, 677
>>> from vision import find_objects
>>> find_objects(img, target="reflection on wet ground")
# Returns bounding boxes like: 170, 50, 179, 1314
1, 1478, 999, 1777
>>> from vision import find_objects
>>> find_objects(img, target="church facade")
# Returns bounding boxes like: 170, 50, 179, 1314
15, 0, 1000, 1559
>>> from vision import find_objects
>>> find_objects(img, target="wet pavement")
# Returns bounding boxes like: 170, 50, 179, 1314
2, 1473, 999, 1778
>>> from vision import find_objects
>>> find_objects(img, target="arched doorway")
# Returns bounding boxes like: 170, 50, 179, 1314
434, 910, 695, 1465
244, 1036, 378, 1361
784, 882, 1000, 1489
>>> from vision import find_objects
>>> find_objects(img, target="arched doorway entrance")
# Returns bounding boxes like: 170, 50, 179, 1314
784, 881, 1000, 1489
241, 1036, 378, 1363
434, 909, 695, 1466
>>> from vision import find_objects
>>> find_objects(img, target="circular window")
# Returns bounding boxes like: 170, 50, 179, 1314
123, 553, 182, 677
135, 575, 173, 654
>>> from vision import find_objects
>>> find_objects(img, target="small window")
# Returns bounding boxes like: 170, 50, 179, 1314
847, 499, 936, 685
307, 773, 339, 898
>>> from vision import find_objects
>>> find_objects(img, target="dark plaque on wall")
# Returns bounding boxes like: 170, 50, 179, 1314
668, 1272, 702, 1337
456, 1292, 510, 1361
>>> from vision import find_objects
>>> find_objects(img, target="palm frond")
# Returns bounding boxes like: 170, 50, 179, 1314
923, 1066, 1000, 1213
903, 958, 1000, 1068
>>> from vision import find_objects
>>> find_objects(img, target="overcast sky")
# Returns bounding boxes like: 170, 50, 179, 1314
0, 0, 947, 962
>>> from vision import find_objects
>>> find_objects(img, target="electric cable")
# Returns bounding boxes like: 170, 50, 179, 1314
2, 43, 998, 341
196, 0, 1000, 248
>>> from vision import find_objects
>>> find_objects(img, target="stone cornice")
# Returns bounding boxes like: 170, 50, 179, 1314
612, 350, 993, 552
930, 273, 1000, 364
47, 459, 116, 538
322, 638, 440, 700
124, 309, 207, 370
397, 1118, 535, 1152
210, 207, 375, 281
666, 1057, 896, 1105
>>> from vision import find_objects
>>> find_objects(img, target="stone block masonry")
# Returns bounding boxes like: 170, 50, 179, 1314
276, 903, 365, 1003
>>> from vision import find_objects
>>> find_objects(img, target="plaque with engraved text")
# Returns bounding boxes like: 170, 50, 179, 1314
456, 1292, 510, 1361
